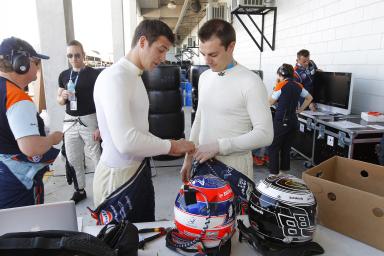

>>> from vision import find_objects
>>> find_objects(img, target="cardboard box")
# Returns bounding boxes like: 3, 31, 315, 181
302, 156, 384, 251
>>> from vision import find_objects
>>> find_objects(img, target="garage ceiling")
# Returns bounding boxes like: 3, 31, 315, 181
137, 0, 211, 45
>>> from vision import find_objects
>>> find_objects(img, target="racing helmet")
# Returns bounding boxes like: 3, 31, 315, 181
172, 174, 236, 250
248, 175, 317, 245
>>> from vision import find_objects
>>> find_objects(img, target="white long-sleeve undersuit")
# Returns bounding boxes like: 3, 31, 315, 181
190, 64, 273, 179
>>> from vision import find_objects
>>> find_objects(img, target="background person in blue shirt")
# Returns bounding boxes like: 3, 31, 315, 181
294, 49, 320, 111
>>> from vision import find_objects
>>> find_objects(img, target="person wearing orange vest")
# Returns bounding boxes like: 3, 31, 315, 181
0, 37, 63, 209
268, 64, 313, 176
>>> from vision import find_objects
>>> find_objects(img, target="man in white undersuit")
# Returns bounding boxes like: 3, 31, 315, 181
93, 20, 195, 222
181, 19, 273, 181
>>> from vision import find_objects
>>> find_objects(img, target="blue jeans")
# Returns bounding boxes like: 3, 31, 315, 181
0, 161, 45, 209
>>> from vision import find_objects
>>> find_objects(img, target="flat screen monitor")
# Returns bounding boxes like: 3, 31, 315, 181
313, 72, 353, 115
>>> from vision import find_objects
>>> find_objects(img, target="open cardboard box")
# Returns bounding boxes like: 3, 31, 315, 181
302, 156, 384, 251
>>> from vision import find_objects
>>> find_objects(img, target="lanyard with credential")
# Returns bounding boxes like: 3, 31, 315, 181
69, 69, 80, 89
68, 69, 80, 111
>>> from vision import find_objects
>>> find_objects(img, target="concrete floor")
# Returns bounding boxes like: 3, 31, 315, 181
44, 107, 307, 226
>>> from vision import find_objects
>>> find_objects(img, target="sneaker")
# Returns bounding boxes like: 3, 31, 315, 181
253, 156, 265, 166
70, 189, 87, 204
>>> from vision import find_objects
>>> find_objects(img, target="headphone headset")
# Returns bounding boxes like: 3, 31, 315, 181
10, 50, 30, 74
277, 65, 289, 77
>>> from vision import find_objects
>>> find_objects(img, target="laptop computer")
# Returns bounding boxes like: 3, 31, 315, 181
0, 201, 78, 235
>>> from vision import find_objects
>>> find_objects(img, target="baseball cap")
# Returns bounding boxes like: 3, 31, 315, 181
0, 37, 49, 60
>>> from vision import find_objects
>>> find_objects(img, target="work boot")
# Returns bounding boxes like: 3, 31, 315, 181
70, 189, 87, 204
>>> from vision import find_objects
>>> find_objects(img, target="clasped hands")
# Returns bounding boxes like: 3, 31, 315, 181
193, 141, 219, 163
179, 141, 219, 182
169, 140, 219, 162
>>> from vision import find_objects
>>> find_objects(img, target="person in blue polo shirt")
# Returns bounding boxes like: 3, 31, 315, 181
0, 37, 63, 209
268, 64, 313, 176
294, 49, 319, 111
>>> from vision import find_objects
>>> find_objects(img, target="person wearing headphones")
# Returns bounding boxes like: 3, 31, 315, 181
0, 37, 63, 209
268, 64, 313, 176
180, 19, 273, 181
57, 40, 101, 204
294, 49, 319, 111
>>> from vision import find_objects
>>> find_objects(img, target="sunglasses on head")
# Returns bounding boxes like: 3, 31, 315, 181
67, 53, 81, 59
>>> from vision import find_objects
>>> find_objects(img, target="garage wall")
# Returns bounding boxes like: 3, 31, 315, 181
233, 0, 384, 114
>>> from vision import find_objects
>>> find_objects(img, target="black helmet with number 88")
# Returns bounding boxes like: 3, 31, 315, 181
248, 175, 317, 245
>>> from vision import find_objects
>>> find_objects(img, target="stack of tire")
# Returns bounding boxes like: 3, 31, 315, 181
190, 65, 209, 125
142, 64, 184, 160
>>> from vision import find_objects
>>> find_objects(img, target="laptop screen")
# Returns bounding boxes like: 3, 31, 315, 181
0, 201, 78, 235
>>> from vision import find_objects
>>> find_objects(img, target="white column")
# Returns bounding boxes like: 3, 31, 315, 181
111, 0, 140, 61
35, 0, 74, 132
111, 0, 126, 62
123, 0, 139, 54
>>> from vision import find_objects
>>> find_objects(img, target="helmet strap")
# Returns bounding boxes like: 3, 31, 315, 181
165, 229, 232, 256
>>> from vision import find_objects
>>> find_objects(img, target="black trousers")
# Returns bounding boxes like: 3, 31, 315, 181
129, 159, 155, 223
268, 119, 298, 174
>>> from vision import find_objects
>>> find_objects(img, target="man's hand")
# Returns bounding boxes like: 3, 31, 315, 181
194, 141, 219, 163
60, 90, 70, 101
309, 103, 317, 112
169, 139, 195, 156
93, 128, 101, 141
180, 154, 193, 182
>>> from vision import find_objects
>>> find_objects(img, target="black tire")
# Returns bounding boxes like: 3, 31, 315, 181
191, 110, 196, 126
192, 87, 198, 110
190, 65, 209, 89
192, 87, 198, 96
149, 111, 185, 139
148, 90, 183, 114
142, 65, 181, 91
